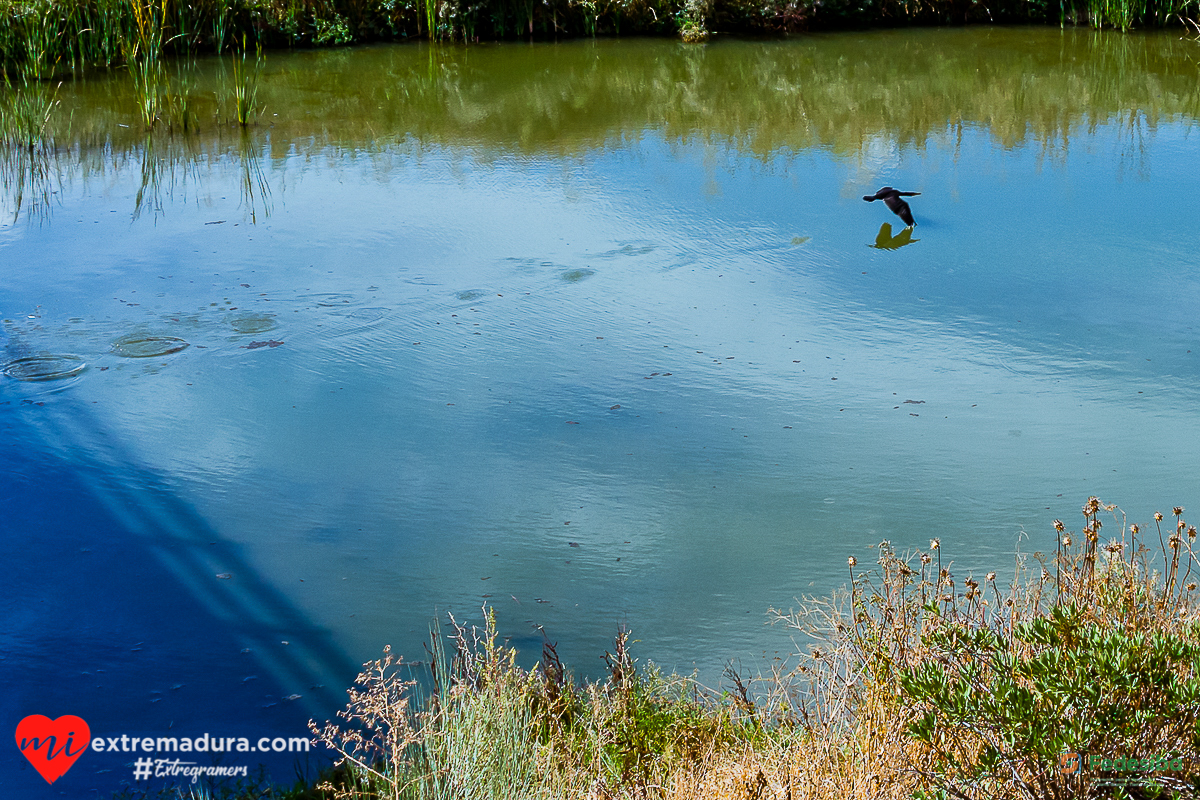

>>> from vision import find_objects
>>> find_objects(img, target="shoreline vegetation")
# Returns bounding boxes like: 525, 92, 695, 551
0, 0, 1198, 93
123, 498, 1200, 799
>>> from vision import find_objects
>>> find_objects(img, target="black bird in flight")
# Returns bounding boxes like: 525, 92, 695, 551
863, 187, 921, 227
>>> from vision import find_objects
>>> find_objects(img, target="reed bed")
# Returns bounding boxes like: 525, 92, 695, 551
0, 0, 1197, 86
290, 498, 1200, 800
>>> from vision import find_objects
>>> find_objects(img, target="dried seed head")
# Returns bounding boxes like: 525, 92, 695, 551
1175, 506, 1185, 517
930, 538, 940, 551
847, 556, 857, 568
1170, 535, 1181, 548
1189, 583, 1198, 592
1103, 541, 1123, 554
1093, 518, 1102, 530
1189, 526, 1197, 541
986, 572, 997, 583
1155, 512, 1165, 522
1131, 524, 1140, 535
920, 553, 931, 565
1005, 598, 1014, 607
1062, 535, 1072, 547
1180, 520, 1188, 532
1054, 519, 1065, 532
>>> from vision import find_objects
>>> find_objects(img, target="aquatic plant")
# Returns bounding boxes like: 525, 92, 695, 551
121, 0, 174, 127
229, 37, 262, 126
0, 22, 62, 219
0, 75, 58, 147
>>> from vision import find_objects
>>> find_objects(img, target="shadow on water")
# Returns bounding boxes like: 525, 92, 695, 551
0, 336, 353, 794
869, 221, 920, 250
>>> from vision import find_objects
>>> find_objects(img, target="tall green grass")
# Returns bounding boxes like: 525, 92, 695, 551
0, 0, 1196, 84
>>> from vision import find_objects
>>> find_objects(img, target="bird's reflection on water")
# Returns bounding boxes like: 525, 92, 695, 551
870, 222, 920, 250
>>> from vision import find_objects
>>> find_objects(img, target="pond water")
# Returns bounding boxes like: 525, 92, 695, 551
4, 27, 1200, 794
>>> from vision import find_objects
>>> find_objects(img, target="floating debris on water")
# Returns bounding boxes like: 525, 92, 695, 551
243, 340, 284, 349
111, 335, 189, 358
3, 354, 86, 381
560, 269, 595, 283
229, 314, 278, 334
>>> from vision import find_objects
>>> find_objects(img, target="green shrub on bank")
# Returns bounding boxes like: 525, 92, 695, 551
897, 501, 1200, 799
904, 606, 1200, 799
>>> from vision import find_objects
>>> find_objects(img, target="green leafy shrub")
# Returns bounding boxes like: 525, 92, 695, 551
903, 603, 1200, 799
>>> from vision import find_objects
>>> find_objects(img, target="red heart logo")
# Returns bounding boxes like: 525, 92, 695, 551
15, 715, 91, 784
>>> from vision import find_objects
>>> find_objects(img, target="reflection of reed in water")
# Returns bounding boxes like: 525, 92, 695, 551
237, 130, 271, 223
0, 77, 62, 221
132, 130, 203, 220
128, 129, 271, 221
0, 136, 59, 221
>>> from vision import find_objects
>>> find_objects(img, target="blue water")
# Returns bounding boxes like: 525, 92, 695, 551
3, 30, 1200, 796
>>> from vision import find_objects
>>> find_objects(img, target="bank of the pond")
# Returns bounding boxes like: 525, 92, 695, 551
115, 500, 1200, 800
1, 0, 1198, 88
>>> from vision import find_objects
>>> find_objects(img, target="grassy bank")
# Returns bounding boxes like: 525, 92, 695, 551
0, 0, 1198, 86
262, 497, 1200, 800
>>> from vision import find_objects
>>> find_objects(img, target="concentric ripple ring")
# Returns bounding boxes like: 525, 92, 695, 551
3, 354, 86, 381
110, 335, 190, 358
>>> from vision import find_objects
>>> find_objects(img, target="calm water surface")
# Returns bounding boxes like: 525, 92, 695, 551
4, 27, 1200, 793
